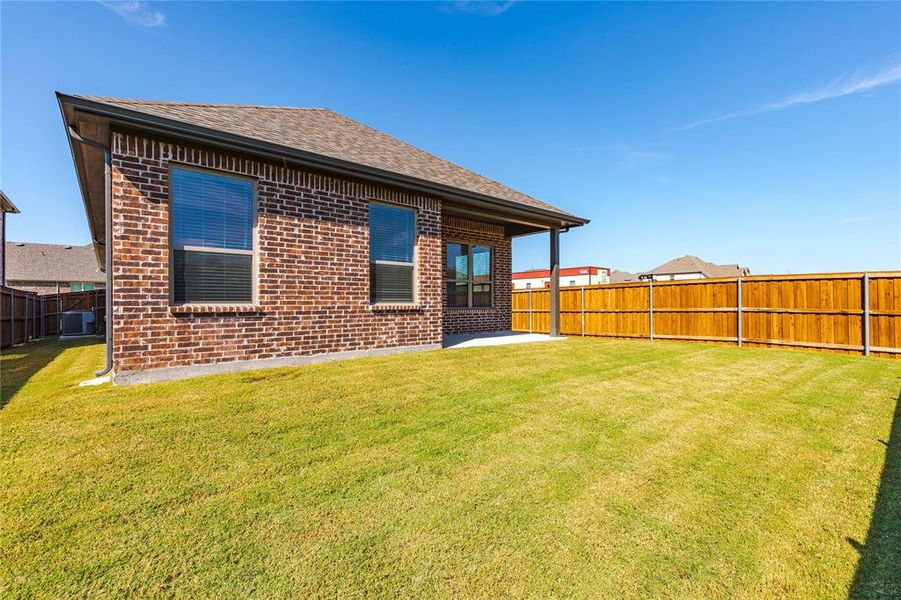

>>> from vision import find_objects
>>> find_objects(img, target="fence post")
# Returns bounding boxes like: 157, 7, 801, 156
9, 289, 13, 346
581, 286, 585, 336
40, 296, 45, 337
648, 278, 654, 341
736, 277, 742, 347
528, 288, 533, 334
862, 273, 870, 356
56, 289, 61, 336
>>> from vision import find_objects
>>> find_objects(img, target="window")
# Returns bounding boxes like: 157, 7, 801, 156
170, 166, 254, 304
569, 280, 576, 286
369, 203, 416, 303
446, 243, 492, 308
69, 282, 95, 292
525, 282, 532, 289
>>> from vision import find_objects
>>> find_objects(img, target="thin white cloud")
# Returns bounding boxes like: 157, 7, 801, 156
442, 1, 518, 16
673, 62, 901, 132
840, 215, 886, 225
595, 143, 670, 169
96, 0, 166, 28
606, 143, 669, 162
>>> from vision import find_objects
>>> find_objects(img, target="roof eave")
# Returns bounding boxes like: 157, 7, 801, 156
56, 93, 589, 234
57, 93, 107, 269
0, 191, 20, 214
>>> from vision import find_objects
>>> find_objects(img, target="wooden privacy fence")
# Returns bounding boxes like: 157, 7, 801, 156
1, 288, 105, 349
512, 272, 901, 358
1, 287, 42, 349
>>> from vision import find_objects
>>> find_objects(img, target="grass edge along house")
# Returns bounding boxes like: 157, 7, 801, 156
58, 94, 587, 384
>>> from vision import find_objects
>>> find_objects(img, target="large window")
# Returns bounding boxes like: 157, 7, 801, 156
446, 243, 492, 308
170, 166, 255, 304
369, 203, 416, 303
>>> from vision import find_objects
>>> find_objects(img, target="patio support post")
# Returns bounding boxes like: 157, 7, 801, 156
549, 227, 560, 337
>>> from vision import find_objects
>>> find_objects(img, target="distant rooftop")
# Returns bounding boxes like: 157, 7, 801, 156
512, 266, 609, 279
646, 255, 750, 278
5, 242, 103, 282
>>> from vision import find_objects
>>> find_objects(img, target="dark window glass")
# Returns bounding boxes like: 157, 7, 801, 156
472, 283, 492, 307
446, 282, 469, 308
369, 203, 416, 303
370, 263, 415, 304
171, 167, 254, 303
444, 243, 492, 307
173, 250, 252, 304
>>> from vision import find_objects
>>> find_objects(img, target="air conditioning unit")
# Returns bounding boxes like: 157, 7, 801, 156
61, 310, 96, 337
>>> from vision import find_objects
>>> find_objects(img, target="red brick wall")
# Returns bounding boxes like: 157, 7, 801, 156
441, 216, 512, 334
110, 131, 443, 374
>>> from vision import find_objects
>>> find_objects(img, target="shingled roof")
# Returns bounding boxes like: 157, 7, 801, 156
646, 255, 750, 278
65, 95, 583, 221
5, 242, 103, 283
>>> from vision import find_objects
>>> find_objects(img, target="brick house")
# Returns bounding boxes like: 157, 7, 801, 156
57, 94, 587, 384
4, 242, 104, 294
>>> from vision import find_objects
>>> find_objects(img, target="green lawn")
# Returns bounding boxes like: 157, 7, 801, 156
2, 337, 899, 598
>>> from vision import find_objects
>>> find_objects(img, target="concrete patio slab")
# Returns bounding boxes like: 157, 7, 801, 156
442, 330, 566, 349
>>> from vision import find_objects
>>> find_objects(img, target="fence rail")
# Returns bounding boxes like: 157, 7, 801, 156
513, 271, 901, 358
1, 287, 105, 349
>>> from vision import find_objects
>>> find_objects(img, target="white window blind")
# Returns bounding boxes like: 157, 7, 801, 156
369, 203, 415, 303
171, 167, 254, 304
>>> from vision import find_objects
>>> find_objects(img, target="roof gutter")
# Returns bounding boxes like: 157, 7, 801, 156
56, 93, 588, 230
65, 124, 113, 378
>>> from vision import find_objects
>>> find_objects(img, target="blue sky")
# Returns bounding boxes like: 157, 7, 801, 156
1, 1, 899, 274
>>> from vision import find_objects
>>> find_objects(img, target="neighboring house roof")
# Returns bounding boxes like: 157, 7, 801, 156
4, 242, 104, 283
512, 266, 610, 279
1, 191, 20, 214
645, 255, 750, 278
57, 94, 588, 266
610, 270, 639, 283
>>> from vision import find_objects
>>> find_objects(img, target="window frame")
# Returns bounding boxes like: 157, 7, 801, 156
167, 163, 259, 307
445, 240, 494, 309
369, 201, 418, 306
